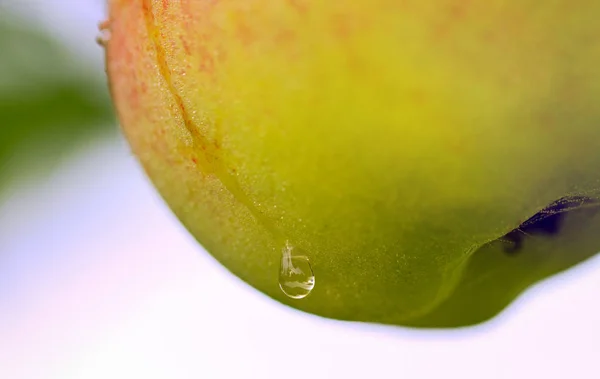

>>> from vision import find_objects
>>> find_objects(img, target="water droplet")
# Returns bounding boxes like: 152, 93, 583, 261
96, 20, 111, 47
279, 241, 315, 299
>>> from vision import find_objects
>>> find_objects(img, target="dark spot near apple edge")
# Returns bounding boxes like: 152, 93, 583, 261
500, 196, 600, 255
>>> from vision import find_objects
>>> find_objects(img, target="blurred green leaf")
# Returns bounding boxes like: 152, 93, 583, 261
0, 11, 114, 188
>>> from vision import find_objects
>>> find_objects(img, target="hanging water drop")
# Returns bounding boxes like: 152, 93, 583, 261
279, 241, 315, 299
96, 20, 111, 47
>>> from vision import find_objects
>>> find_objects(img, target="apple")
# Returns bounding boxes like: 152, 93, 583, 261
104, 0, 600, 327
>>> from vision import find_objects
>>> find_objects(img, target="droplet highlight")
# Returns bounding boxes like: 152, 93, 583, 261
279, 241, 315, 299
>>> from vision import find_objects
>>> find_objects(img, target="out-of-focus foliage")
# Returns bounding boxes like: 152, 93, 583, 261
0, 11, 114, 188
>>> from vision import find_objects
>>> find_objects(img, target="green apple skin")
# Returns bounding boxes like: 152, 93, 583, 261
105, 0, 600, 327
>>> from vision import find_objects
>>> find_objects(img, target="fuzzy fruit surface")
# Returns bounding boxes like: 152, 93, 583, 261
106, 0, 600, 327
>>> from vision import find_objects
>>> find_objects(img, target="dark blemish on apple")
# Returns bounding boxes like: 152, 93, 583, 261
501, 196, 600, 255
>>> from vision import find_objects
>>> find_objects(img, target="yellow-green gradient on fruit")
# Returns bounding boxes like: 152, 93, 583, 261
105, 0, 600, 327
